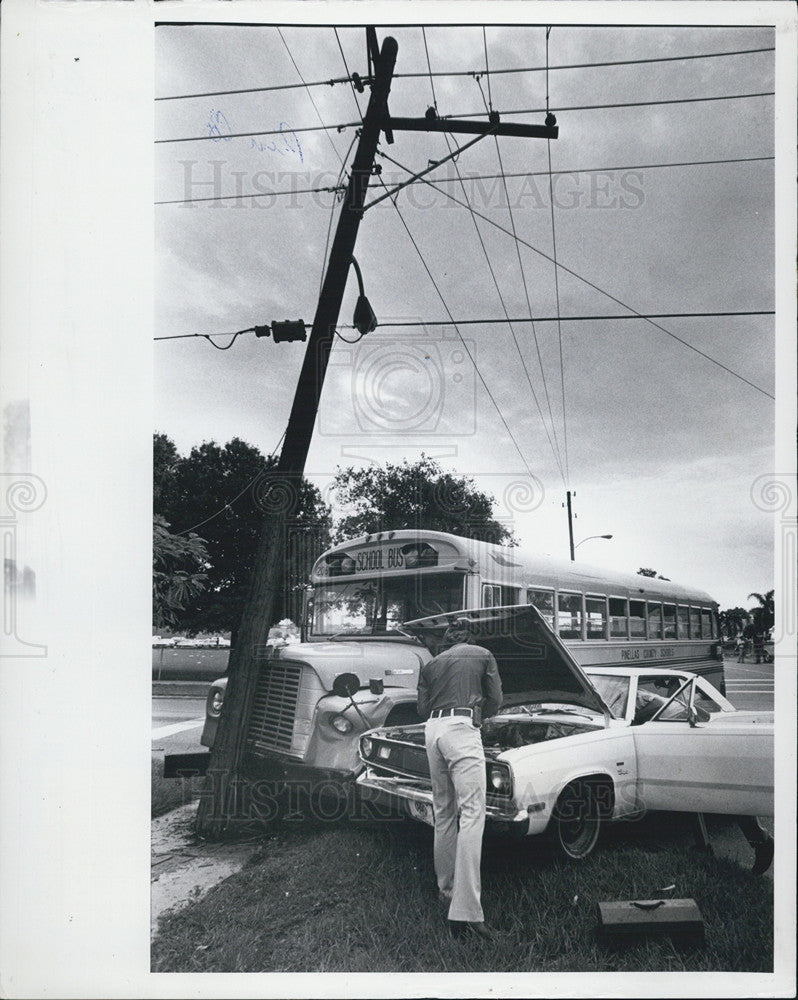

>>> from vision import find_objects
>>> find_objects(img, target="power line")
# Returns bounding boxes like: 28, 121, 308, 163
378, 175, 542, 484
154, 46, 775, 101
175, 429, 287, 536
334, 27, 364, 121
342, 311, 776, 328
155, 311, 776, 344
376, 149, 775, 401
544, 28, 570, 488
424, 31, 565, 482
154, 155, 773, 208
277, 27, 345, 168
155, 121, 361, 145
472, 74, 565, 483
434, 91, 775, 120
155, 326, 255, 345
155, 183, 346, 207
154, 92, 774, 146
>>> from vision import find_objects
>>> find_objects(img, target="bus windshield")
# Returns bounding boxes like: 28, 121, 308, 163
311, 573, 465, 637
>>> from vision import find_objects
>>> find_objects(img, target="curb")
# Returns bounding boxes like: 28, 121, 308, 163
153, 681, 211, 698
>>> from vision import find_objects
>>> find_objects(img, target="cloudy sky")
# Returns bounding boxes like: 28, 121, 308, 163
155, 20, 778, 610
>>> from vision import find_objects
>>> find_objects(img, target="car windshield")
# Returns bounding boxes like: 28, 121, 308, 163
311, 574, 465, 637
585, 674, 629, 719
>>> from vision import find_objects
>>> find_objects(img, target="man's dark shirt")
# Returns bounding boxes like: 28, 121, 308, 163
416, 642, 503, 722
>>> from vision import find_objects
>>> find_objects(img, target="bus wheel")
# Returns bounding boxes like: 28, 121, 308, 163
548, 780, 601, 860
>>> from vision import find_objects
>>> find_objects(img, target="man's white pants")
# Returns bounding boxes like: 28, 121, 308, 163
425, 716, 486, 923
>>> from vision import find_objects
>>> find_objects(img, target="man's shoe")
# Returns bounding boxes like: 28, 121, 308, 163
448, 920, 500, 941
751, 835, 774, 876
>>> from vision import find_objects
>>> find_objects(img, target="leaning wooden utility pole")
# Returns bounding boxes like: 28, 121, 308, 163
195, 31, 399, 838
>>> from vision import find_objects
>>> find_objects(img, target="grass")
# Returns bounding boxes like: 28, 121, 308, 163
151, 810, 772, 973
151, 754, 201, 819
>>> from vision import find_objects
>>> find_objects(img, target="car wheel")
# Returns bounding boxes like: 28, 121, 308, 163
548, 780, 601, 860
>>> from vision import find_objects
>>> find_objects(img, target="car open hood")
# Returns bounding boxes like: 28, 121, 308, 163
402, 605, 611, 719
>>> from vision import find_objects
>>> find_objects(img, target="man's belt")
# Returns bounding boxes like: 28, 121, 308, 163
429, 707, 475, 720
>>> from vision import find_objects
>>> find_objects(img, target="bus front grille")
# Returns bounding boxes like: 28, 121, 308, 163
246, 661, 303, 752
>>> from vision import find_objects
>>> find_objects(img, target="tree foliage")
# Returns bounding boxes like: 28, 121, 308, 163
152, 515, 209, 629
330, 456, 516, 545
719, 606, 749, 639
747, 589, 774, 632
154, 435, 332, 636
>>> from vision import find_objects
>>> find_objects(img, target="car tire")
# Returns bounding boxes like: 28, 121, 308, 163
548, 780, 601, 860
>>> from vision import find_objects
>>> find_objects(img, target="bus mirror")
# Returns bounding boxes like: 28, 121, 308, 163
332, 673, 361, 698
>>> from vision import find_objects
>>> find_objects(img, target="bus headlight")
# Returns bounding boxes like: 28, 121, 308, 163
207, 687, 224, 717
487, 763, 513, 796
330, 713, 353, 734
361, 736, 373, 759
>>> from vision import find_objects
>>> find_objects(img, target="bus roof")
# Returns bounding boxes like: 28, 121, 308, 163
314, 529, 717, 606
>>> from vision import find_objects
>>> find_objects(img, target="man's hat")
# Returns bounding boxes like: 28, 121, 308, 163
442, 616, 471, 643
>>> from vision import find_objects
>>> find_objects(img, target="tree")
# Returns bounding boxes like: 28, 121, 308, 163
154, 432, 180, 512
719, 606, 749, 640
747, 589, 774, 632
153, 515, 209, 629
154, 435, 332, 636
330, 456, 516, 545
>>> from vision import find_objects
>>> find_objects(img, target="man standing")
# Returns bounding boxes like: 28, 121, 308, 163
416, 618, 503, 940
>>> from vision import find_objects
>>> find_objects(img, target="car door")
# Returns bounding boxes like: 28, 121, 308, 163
632, 675, 773, 816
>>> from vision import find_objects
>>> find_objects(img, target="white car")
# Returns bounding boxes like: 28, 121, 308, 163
356, 606, 773, 859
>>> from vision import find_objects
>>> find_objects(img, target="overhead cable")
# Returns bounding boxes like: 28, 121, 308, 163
377, 175, 542, 484
154, 46, 774, 101
423, 29, 564, 481
154, 156, 773, 208
155, 92, 773, 146
276, 27, 345, 168
472, 73, 565, 483
377, 149, 775, 401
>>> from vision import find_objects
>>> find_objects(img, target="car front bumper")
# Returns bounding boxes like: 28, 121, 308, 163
357, 770, 546, 837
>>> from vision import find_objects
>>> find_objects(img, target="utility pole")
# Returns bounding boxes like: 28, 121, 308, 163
195, 28, 558, 838
195, 31, 399, 838
567, 489, 575, 561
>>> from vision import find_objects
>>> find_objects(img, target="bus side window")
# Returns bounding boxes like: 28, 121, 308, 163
609, 597, 628, 638
586, 596, 608, 639
689, 606, 701, 638
663, 603, 677, 639
482, 583, 501, 608
558, 592, 583, 639
629, 600, 646, 638
676, 605, 689, 639
526, 588, 554, 629
647, 601, 663, 640
700, 609, 713, 639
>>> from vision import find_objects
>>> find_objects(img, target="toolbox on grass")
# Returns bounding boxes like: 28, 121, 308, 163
597, 898, 705, 948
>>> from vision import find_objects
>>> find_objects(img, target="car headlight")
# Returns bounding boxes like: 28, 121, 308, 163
361, 736, 373, 758
330, 713, 353, 734
208, 688, 224, 717
487, 763, 513, 796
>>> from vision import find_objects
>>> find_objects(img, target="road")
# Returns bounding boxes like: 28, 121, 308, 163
721, 657, 775, 712
152, 692, 207, 755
